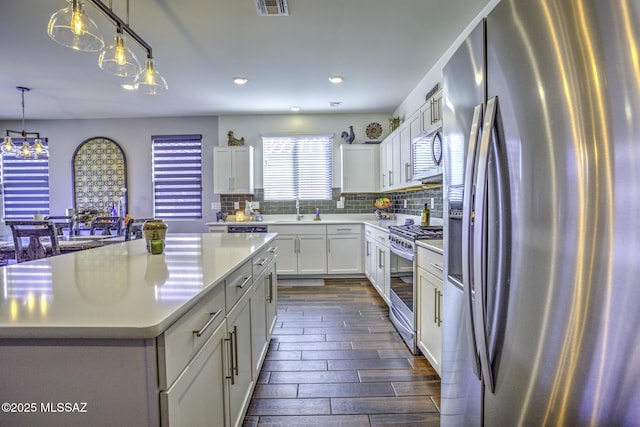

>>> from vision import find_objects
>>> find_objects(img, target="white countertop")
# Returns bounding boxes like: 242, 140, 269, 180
416, 239, 444, 255
0, 233, 276, 340
207, 213, 443, 234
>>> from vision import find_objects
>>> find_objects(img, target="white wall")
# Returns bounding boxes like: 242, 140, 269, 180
0, 113, 391, 236
218, 113, 390, 187
0, 116, 218, 235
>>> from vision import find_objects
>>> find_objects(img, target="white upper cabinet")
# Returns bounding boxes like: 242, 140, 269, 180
340, 144, 380, 193
214, 146, 254, 194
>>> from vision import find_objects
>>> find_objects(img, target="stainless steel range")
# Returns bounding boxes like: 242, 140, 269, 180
388, 224, 443, 354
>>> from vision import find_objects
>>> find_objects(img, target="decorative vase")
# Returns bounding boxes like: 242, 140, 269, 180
142, 219, 168, 254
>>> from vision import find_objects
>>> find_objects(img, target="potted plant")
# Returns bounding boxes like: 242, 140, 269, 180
389, 116, 401, 131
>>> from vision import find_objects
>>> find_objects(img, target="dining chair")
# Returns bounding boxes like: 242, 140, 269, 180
45, 215, 75, 236
90, 216, 123, 236
6, 220, 60, 263
124, 217, 154, 241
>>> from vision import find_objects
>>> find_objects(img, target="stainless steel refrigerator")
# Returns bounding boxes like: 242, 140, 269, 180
441, 0, 640, 425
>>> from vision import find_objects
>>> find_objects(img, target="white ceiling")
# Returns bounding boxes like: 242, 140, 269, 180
0, 0, 490, 120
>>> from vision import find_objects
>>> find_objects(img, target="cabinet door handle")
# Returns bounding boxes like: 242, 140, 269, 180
389, 170, 393, 186
434, 288, 438, 324
267, 246, 277, 253
233, 325, 239, 377
327, 239, 331, 253
405, 162, 411, 182
193, 309, 223, 337
437, 290, 443, 326
255, 258, 267, 266
225, 333, 235, 385
366, 240, 370, 257
267, 272, 273, 303
336, 228, 352, 231
237, 275, 252, 289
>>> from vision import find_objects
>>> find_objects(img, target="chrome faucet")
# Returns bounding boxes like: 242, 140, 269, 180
295, 199, 303, 220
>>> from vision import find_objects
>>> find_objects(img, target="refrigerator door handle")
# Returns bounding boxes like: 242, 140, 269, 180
473, 96, 503, 394
462, 103, 484, 380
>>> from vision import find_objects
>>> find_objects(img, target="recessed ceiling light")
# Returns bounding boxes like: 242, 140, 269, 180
233, 76, 248, 85
290, 106, 301, 112
329, 101, 342, 108
329, 75, 344, 84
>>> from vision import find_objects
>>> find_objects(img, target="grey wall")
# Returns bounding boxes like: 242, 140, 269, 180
0, 116, 219, 236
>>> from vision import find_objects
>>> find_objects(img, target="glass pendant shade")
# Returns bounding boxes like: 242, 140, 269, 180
1, 137, 17, 155
135, 59, 168, 95
98, 32, 142, 77
15, 142, 36, 160
47, 0, 104, 52
33, 139, 49, 157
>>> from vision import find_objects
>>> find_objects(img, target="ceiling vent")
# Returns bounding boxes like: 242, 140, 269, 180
256, 0, 289, 16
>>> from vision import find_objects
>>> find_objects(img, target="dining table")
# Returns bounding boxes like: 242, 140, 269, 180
0, 234, 126, 264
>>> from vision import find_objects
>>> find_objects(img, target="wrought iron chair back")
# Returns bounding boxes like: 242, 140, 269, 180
45, 215, 75, 236
6, 220, 60, 263
90, 216, 122, 236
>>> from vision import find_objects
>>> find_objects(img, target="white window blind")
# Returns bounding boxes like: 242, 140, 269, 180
152, 134, 202, 219
262, 135, 333, 200
2, 142, 50, 220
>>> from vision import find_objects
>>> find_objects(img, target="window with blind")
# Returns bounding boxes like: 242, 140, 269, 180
1, 144, 50, 220
152, 134, 203, 219
262, 135, 333, 200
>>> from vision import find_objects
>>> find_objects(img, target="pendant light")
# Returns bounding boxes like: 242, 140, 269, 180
47, 0, 105, 52
98, 1, 141, 77
98, 25, 141, 77
48, 0, 168, 94
2, 87, 49, 160
135, 56, 168, 95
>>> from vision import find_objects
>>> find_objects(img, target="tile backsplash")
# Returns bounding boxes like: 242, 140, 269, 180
220, 186, 443, 218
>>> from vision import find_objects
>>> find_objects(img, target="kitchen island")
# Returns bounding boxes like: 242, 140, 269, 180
0, 232, 278, 427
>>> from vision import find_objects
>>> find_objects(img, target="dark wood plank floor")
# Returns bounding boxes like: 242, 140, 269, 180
243, 278, 441, 427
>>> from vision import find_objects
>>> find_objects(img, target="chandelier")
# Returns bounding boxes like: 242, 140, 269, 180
47, 0, 167, 94
2, 87, 49, 160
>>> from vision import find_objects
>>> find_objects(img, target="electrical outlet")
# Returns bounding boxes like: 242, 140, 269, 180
253, 201, 259, 209
337, 200, 345, 209
403, 199, 408, 208
211, 202, 221, 210
431, 198, 435, 209
234, 201, 240, 209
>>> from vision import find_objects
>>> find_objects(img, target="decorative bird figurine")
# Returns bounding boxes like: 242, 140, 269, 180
341, 125, 355, 144
228, 130, 245, 146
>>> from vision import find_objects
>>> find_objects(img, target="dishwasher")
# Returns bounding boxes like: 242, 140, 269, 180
227, 225, 268, 233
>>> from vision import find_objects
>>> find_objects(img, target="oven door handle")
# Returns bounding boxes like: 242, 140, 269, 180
390, 304, 415, 336
389, 244, 414, 262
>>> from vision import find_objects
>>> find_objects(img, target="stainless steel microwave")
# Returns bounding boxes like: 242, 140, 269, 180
411, 128, 443, 183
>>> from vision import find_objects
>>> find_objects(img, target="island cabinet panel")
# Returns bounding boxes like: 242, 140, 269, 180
251, 247, 277, 375
226, 290, 254, 427
0, 339, 160, 427
160, 321, 227, 427
158, 280, 226, 389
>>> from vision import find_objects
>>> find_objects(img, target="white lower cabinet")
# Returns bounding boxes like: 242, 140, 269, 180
375, 244, 390, 304
270, 225, 326, 275
160, 320, 227, 427
251, 254, 277, 376
226, 291, 254, 427
364, 225, 390, 304
327, 224, 362, 274
416, 245, 443, 376
159, 243, 278, 426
